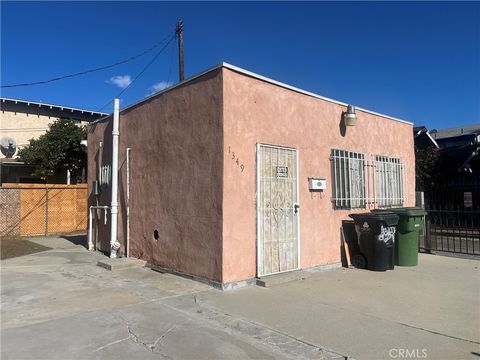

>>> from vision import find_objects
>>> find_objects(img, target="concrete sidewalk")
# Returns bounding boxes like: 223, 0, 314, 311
1, 236, 479, 359
197, 254, 480, 360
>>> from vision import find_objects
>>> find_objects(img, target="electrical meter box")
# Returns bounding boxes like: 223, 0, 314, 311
92, 180, 101, 196
309, 177, 326, 191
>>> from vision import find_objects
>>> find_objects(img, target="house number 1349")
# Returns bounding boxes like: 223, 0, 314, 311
228, 146, 245, 172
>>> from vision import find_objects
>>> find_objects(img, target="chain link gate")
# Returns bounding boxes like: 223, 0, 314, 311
0, 185, 88, 237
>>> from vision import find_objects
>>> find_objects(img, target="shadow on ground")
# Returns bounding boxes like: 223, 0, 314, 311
60, 233, 87, 247
0, 237, 51, 260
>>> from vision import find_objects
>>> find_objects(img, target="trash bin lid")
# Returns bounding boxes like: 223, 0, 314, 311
398, 207, 425, 217
373, 207, 425, 217
349, 212, 399, 226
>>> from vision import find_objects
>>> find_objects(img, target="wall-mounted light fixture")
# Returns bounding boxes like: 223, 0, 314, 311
344, 105, 357, 126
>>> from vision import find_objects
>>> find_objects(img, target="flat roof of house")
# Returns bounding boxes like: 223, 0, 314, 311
1, 97, 108, 117
94, 62, 414, 125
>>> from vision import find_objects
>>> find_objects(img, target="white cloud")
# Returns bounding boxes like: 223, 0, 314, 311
146, 81, 173, 96
107, 75, 132, 89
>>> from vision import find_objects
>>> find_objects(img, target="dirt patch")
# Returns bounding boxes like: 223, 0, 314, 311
1, 237, 51, 259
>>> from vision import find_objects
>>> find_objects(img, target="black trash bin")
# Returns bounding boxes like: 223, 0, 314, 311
349, 212, 399, 271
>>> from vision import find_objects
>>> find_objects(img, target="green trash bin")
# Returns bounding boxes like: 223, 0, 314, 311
372, 207, 425, 266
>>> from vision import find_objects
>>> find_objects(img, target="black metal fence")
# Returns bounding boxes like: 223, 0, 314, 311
421, 179, 480, 256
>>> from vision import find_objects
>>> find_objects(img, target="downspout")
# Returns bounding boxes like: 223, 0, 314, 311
110, 98, 121, 258
126, 147, 131, 257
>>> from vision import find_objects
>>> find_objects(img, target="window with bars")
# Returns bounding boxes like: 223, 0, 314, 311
375, 155, 404, 208
331, 149, 366, 209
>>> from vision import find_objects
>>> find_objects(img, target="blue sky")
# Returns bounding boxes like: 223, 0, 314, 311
1, 1, 479, 129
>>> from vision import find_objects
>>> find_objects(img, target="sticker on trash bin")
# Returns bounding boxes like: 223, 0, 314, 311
362, 222, 370, 231
379, 225, 396, 243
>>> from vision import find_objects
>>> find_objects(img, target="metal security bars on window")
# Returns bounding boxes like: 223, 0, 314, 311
331, 149, 366, 209
375, 155, 404, 208
330, 150, 406, 209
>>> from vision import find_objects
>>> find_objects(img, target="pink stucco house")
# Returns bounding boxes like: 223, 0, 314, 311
88, 63, 415, 289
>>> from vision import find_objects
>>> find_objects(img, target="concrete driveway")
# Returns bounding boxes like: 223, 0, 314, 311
198, 255, 480, 360
1, 236, 479, 360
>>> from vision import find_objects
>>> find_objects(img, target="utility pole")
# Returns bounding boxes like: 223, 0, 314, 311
176, 19, 184, 82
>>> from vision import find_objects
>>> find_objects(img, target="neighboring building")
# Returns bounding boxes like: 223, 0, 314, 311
413, 126, 439, 150
413, 126, 440, 193
88, 63, 415, 289
414, 124, 480, 176
0, 98, 107, 184
430, 124, 480, 149
430, 124, 480, 175
413, 123, 479, 219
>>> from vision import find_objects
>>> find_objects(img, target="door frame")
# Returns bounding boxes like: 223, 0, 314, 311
255, 143, 301, 277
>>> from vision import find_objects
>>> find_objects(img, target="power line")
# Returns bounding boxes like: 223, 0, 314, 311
98, 34, 176, 112
1, 30, 175, 89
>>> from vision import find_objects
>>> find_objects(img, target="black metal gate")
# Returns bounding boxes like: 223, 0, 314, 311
421, 179, 480, 256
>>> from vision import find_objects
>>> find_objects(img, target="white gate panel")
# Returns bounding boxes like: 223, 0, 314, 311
257, 144, 299, 277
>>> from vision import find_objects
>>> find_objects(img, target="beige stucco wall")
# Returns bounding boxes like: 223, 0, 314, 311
0, 111, 57, 157
222, 68, 415, 283
0, 109, 90, 159
1, 102, 100, 183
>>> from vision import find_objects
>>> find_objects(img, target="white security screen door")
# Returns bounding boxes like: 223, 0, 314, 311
257, 144, 300, 277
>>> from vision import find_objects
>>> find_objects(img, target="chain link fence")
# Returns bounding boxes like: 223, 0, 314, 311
0, 184, 88, 237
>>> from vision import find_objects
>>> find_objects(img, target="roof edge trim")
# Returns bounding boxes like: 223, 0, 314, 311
1, 97, 108, 117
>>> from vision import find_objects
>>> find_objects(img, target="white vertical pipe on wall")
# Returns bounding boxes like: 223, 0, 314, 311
255, 143, 261, 277
126, 147, 131, 258
110, 99, 121, 258
88, 206, 94, 250
98, 142, 103, 181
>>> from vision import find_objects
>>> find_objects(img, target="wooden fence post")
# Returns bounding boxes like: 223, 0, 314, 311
45, 187, 49, 236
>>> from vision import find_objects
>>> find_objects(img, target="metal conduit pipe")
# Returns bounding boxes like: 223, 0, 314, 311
88, 205, 110, 251
126, 147, 131, 257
